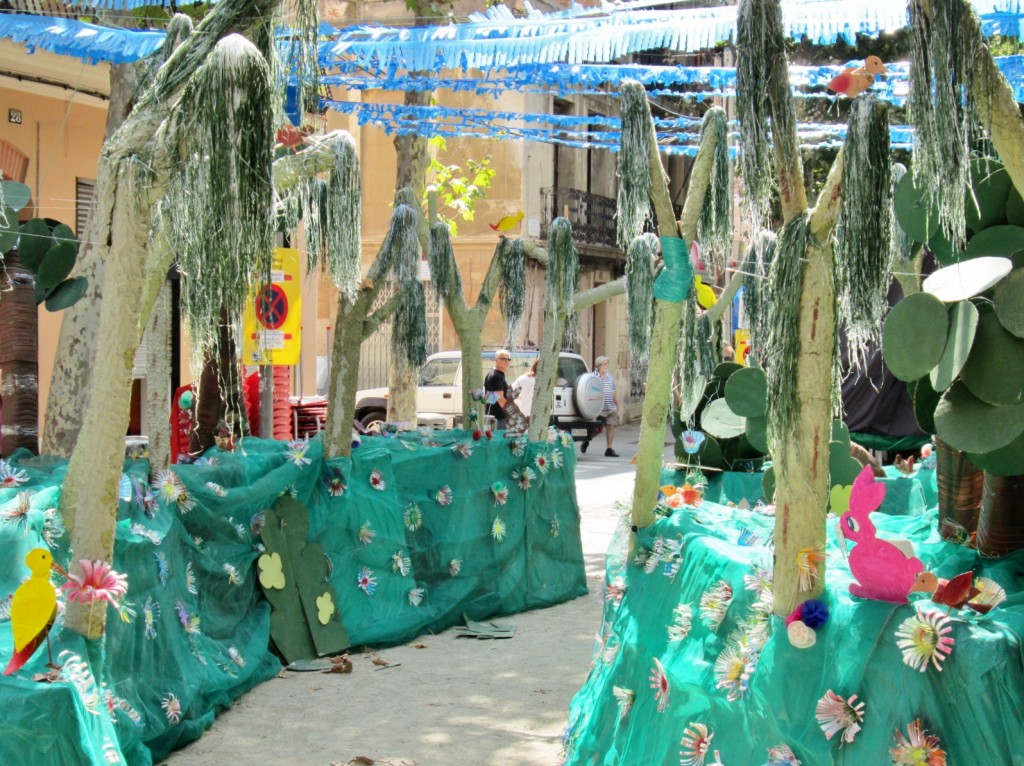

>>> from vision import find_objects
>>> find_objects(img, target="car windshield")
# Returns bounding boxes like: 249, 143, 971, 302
481, 353, 536, 383
419, 357, 460, 386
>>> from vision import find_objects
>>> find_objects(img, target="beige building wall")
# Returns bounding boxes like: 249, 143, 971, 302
0, 46, 108, 429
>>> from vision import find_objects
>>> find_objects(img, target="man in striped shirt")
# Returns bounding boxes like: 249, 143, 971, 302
581, 355, 620, 457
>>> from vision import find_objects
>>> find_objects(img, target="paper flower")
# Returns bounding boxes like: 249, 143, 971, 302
392, 551, 411, 577
680, 722, 714, 766
606, 576, 626, 604
745, 563, 774, 594
142, 596, 159, 640
550, 449, 564, 469
154, 551, 169, 586
161, 693, 182, 725
223, 563, 242, 586
403, 503, 423, 531
895, 609, 954, 672
889, 719, 946, 766
714, 643, 757, 701
63, 560, 129, 608
369, 469, 386, 491
699, 581, 733, 631
550, 517, 560, 537
491, 517, 507, 541
681, 430, 706, 454
286, 439, 311, 467
358, 522, 375, 545
763, 744, 802, 765
534, 453, 550, 474
649, 658, 670, 712
324, 469, 346, 497
668, 603, 693, 642
315, 592, 335, 624
559, 431, 574, 448
204, 481, 228, 497
612, 686, 634, 720
452, 443, 473, 459
787, 620, 816, 649
968, 577, 1006, 614
737, 527, 760, 546
510, 437, 527, 456
152, 469, 183, 506
228, 646, 246, 668
174, 601, 201, 634
408, 588, 424, 606
449, 558, 462, 577
185, 562, 198, 594
435, 485, 453, 506
513, 467, 536, 491
796, 544, 826, 592
492, 481, 509, 506
0, 459, 29, 488
356, 566, 377, 595
1, 491, 32, 529
815, 690, 865, 744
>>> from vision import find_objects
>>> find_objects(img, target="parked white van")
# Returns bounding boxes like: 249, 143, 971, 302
354, 349, 606, 441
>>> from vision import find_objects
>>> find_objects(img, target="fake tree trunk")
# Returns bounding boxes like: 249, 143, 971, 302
428, 224, 510, 427
621, 83, 721, 529
737, 0, 855, 615
59, 0, 285, 639
527, 219, 578, 443
142, 280, 172, 470
0, 251, 39, 455
321, 204, 418, 458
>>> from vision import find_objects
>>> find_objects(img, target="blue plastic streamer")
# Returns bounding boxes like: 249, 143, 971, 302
0, 14, 165, 64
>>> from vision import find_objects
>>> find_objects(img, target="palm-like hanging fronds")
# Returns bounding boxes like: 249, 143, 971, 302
742, 230, 777, 368
737, 0, 798, 227
303, 134, 362, 299
697, 108, 732, 273
428, 221, 462, 299
375, 204, 426, 368
835, 96, 893, 370
765, 213, 810, 442
548, 218, 580, 341
908, 0, 980, 243
499, 237, 526, 347
889, 164, 916, 272
678, 297, 714, 414
625, 233, 658, 372
164, 34, 274, 376
617, 81, 654, 249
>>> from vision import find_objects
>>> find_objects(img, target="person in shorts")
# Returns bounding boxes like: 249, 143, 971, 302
582, 355, 620, 457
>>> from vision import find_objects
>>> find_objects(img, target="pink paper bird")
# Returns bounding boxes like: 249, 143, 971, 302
835, 466, 924, 603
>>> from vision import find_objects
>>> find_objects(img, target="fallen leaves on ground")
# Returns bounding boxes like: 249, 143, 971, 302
323, 655, 353, 674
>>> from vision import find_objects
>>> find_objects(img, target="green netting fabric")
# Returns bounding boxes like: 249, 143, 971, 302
563, 494, 1024, 765
1, 429, 585, 764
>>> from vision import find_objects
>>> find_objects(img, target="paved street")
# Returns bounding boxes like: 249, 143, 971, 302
163, 421, 666, 766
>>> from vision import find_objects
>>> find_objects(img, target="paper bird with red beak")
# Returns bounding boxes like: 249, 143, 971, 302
490, 211, 524, 234
827, 55, 888, 98
909, 571, 981, 614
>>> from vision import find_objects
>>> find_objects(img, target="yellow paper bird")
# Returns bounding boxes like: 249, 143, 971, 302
3, 548, 64, 676
490, 211, 524, 233
694, 276, 717, 310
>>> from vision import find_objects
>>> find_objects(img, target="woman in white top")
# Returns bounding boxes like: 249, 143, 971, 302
511, 361, 539, 418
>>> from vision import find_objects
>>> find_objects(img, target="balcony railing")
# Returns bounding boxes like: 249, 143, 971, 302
540, 187, 618, 248
540, 187, 682, 249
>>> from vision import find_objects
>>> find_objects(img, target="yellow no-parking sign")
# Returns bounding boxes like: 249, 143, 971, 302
242, 248, 301, 365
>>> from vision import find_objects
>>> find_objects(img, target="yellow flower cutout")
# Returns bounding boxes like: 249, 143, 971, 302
316, 592, 335, 625
829, 484, 853, 516
257, 552, 285, 590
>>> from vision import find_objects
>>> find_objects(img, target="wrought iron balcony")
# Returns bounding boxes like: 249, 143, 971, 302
540, 187, 618, 248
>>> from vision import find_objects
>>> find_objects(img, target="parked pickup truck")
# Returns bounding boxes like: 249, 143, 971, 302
354, 350, 606, 441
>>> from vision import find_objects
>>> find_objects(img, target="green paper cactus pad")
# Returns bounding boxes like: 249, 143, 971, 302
934, 382, 1024, 455
724, 367, 767, 418
882, 293, 949, 381
931, 300, 979, 392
